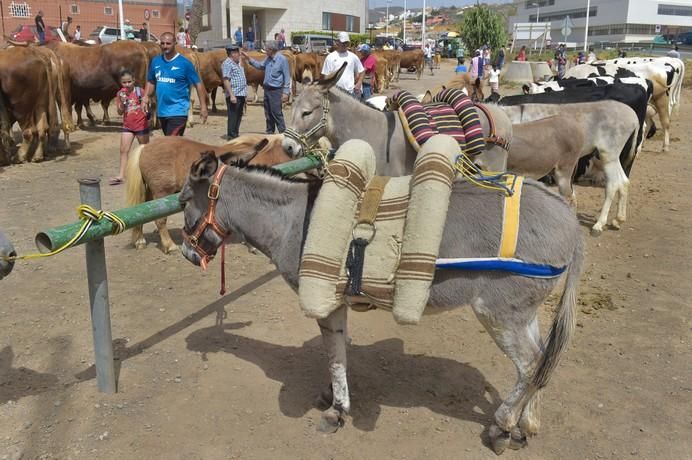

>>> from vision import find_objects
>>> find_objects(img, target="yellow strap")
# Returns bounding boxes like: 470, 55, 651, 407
358, 176, 390, 225
397, 108, 422, 152
498, 176, 524, 259
1, 204, 126, 262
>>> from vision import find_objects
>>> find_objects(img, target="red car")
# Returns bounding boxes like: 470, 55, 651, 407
10, 25, 62, 43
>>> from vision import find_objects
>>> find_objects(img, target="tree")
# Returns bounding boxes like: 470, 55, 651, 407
459, 5, 507, 53
187, 0, 204, 45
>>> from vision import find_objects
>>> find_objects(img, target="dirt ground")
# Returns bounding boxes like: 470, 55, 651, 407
0, 60, 690, 460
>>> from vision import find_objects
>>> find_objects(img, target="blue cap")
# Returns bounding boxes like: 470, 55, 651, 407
359, 44, 371, 54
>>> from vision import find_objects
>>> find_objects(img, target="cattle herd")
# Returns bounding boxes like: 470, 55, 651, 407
0, 40, 427, 166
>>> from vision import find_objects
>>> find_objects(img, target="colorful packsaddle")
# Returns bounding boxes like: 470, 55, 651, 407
392, 88, 486, 156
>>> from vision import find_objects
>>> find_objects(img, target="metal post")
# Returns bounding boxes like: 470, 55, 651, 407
79, 178, 116, 393
403, 0, 406, 44
583, 0, 591, 51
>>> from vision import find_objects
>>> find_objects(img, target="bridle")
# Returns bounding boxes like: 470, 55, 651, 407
283, 96, 330, 154
183, 164, 229, 269
475, 103, 511, 151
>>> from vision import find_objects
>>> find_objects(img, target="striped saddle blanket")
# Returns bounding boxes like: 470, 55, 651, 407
392, 88, 486, 156
299, 136, 459, 325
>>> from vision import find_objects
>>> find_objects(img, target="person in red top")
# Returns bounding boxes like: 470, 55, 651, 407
358, 44, 377, 100
112, 69, 149, 185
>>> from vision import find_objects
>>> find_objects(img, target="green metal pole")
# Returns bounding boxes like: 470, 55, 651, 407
35, 154, 327, 253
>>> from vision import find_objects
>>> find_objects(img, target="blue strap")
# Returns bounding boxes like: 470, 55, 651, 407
436, 257, 567, 279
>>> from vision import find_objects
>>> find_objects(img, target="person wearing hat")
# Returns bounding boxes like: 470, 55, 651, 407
321, 32, 364, 96
357, 44, 376, 100
242, 40, 291, 133
222, 45, 248, 140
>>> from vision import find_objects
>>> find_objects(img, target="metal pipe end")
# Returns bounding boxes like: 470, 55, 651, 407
35, 232, 54, 254
78, 178, 101, 186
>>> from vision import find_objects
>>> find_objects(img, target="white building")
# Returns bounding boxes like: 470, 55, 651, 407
509, 0, 692, 47
196, 0, 368, 47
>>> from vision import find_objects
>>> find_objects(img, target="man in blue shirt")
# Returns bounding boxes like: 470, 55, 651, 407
242, 41, 291, 134
142, 32, 207, 136
222, 45, 247, 139
234, 26, 243, 47
245, 27, 255, 50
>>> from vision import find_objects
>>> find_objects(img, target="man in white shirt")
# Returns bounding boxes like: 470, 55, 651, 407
321, 32, 364, 96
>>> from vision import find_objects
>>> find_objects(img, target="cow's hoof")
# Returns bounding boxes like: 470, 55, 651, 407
590, 227, 603, 237
610, 219, 621, 230
489, 424, 511, 455
317, 408, 344, 433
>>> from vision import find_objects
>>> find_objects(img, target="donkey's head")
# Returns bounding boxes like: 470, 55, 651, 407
282, 62, 347, 157
179, 151, 227, 269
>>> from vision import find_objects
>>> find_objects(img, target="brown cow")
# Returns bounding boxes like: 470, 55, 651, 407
194, 48, 226, 112
0, 47, 52, 164
46, 40, 149, 126
293, 52, 325, 88
399, 49, 424, 80
27, 46, 75, 150
176, 47, 207, 126
374, 49, 402, 85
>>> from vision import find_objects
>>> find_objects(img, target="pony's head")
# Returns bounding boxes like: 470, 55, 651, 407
282, 62, 347, 157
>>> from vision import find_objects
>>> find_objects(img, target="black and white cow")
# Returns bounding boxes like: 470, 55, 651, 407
606, 57, 684, 112
565, 62, 676, 151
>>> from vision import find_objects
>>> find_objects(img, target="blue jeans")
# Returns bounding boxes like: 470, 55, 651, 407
38, 31, 45, 44
361, 83, 372, 100
263, 87, 285, 133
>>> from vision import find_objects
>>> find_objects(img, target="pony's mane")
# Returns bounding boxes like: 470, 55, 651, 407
228, 159, 315, 184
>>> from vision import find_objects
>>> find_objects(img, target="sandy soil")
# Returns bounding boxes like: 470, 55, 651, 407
0, 61, 690, 460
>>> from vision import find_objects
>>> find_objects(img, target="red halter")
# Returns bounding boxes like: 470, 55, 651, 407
184, 164, 229, 271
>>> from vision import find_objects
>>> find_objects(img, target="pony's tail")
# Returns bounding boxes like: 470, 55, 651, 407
125, 144, 146, 207
531, 234, 584, 390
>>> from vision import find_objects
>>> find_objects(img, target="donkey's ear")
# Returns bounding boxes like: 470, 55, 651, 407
318, 62, 347, 93
189, 151, 219, 182
421, 90, 433, 104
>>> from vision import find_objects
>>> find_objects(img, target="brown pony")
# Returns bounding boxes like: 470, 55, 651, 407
125, 134, 291, 253
442, 72, 484, 102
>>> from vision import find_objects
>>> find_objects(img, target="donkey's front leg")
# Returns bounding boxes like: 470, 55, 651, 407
316, 306, 350, 433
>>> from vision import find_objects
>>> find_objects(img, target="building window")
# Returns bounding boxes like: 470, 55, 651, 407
104, 6, 113, 16
202, 0, 211, 28
524, 0, 554, 9
627, 24, 654, 35
346, 15, 354, 32
658, 4, 692, 16
70, 4, 79, 15
322, 12, 332, 30
152, 10, 160, 19
8, 1, 31, 18
530, 6, 596, 22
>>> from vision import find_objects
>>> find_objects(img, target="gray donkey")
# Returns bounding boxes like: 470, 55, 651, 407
178, 141, 584, 454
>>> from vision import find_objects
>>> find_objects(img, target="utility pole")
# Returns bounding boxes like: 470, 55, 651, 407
403, 0, 407, 44
118, 0, 126, 40
422, 0, 426, 46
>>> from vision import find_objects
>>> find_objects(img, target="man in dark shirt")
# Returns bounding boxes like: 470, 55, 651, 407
139, 22, 149, 42
35, 10, 46, 44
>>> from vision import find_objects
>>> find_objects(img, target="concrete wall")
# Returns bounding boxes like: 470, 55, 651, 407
197, 0, 367, 46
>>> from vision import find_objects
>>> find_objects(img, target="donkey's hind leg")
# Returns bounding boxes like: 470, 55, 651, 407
591, 159, 627, 235
316, 306, 350, 433
470, 295, 544, 454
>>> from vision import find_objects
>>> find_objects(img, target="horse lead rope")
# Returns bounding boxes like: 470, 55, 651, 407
1, 205, 126, 262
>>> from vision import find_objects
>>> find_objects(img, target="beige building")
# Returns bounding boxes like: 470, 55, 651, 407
196, 0, 368, 48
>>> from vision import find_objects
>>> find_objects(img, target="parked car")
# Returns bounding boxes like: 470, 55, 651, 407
9, 24, 61, 43
291, 34, 334, 53
88, 26, 137, 44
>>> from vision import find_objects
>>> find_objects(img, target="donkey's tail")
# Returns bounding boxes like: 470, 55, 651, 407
125, 144, 146, 207
531, 234, 584, 390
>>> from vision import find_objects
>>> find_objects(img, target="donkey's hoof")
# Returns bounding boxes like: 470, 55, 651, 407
590, 227, 603, 237
509, 427, 528, 450
317, 408, 344, 433
489, 424, 511, 455
610, 219, 621, 230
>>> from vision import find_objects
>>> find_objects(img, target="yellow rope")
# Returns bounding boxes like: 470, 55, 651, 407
1, 204, 126, 262
453, 152, 519, 196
